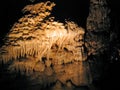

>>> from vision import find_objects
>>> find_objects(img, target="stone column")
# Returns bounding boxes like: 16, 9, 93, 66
86, 0, 110, 55
86, 0, 111, 83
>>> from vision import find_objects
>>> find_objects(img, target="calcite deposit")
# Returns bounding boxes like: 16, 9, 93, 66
0, 1, 92, 88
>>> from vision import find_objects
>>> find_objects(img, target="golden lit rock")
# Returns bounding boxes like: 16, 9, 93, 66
0, 1, 92, 88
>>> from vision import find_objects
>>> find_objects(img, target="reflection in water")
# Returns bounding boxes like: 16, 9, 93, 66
0, 61, 92, 90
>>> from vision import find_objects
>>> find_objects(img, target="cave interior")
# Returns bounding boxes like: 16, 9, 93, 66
0, 0, 120, 90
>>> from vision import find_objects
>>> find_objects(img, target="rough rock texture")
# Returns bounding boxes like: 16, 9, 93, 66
0, 1, 92, 89
86, 0, 110, 55
86, 0, 111, 83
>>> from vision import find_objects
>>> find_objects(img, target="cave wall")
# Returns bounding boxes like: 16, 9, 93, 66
86, 0, 110, 83
86, 0, 120, 89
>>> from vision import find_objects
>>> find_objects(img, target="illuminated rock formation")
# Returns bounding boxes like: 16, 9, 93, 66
0, 1, 92, 89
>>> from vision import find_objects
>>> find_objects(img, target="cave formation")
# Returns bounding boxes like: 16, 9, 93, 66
0, 0, 120, 90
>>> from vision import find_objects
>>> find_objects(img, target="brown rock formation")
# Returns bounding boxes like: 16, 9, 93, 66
85, 0, 111, 85
86, 0, 110, 55
0, 1, 92, 89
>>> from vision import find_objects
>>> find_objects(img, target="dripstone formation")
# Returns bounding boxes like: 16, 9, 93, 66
0, 1, 92, 89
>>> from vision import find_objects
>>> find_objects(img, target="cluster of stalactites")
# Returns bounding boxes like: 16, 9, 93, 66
0, 1, 85, 65
0, 21, 85, 64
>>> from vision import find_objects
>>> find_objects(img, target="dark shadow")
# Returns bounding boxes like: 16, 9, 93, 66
51, 0, 90, 28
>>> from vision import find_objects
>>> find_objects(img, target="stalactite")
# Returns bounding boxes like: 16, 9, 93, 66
0, 1, 90, 88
